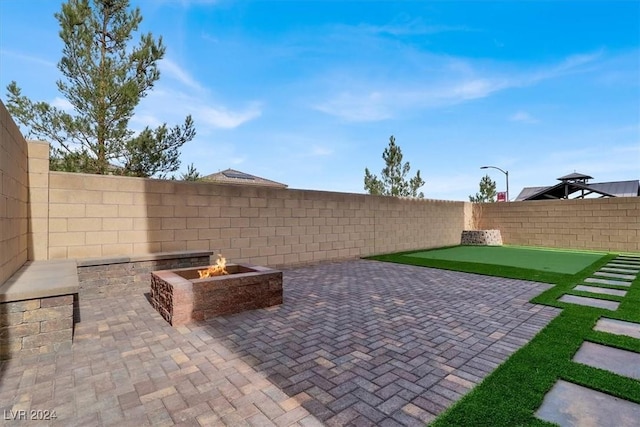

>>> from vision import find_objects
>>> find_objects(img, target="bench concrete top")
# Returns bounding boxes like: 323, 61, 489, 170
0, 260, 79, 303
76, 250, 213, 267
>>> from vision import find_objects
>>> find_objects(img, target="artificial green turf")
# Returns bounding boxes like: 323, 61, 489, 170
403, 245, 605, 274
365, 248, 640, 426
367, 248, 573, 284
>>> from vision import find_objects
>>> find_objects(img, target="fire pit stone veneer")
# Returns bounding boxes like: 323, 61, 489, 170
150, 264, 283, 326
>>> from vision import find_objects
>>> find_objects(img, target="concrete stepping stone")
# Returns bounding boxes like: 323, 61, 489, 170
613, 261, 640, 267
535, 380, 640, 426
558, 295, 619, 310
593, 271, 635, 280
573, 285, 627, 297
573, 341, 640, 380
601, 267, 640, 274
594, 318, 640, 339
608, 260, 640, 265
612, 258, 640, 265
605, 263, 640, 272
585, 277, 632, 287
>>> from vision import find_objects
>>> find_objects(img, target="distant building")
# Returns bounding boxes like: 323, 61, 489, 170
515, 172, 640, 201
201, 168, 288, 188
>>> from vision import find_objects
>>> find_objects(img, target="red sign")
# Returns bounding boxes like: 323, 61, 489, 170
497, 192, 507, 202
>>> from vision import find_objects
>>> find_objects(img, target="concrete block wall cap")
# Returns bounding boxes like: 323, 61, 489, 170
233, 263, 282, 273
76, 250, 214, 267
151, 270, 193, 287
0, 260, 79, 303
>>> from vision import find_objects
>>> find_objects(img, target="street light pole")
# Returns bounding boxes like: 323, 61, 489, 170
480, 165, 509, 202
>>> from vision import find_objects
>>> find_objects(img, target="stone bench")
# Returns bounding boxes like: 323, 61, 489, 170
0, 251, 213, 359
0, 260, 79, 360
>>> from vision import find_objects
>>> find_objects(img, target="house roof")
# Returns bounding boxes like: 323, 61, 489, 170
201, 168, 288, 188
514, 186, 551, 201
557, 172, 593, 181
515, 179, 639, 201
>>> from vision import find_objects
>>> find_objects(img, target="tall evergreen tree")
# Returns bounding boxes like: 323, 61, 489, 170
469, 174, 497, 202
364, 135, 425, 198
179, 163, 201, 181
5, 0, 195, 177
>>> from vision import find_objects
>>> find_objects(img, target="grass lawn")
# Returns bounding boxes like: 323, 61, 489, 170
365, 246, 640, 426
404, 245, 605, 274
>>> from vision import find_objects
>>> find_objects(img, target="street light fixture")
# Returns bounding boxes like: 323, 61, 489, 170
480, 166, 509, 202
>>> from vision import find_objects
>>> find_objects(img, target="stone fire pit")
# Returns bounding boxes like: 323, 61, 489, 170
150, 264, 283, 326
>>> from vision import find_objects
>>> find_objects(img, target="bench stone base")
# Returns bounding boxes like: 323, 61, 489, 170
461, 229, 503, 246
1, 294, 75, 360
0, 260, 79, 360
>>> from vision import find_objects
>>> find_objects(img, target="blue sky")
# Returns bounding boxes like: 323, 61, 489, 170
1, 0, 638, 200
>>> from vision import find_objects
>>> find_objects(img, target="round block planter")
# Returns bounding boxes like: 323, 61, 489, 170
461, 229, 503, 246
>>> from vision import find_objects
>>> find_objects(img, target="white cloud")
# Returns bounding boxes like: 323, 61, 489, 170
312, 77, 512, 122
528, 50, 604, 84
160, 59, 203, 91
509, 111, 539, 124
450, 78, 506, 100
134, 84, 262, 131
0, 49, 56, 68
423, 173, 478, 200
310, 146, 333, 156
129, 113, 164, 130
312, 50, 604, 122
356, 20, 471, 37
196, 103, 262, 129
313, 91, 391, 122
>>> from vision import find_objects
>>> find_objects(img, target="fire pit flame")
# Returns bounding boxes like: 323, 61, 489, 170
197, 254, 229, 278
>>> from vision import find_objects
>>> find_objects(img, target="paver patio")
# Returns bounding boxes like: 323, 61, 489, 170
0, 260, 559, 426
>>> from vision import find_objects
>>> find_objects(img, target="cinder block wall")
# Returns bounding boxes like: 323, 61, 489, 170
46, 172, 467, 265
479, 198, 640, 252
0, 101, 29, 285
27, 141, 50, 260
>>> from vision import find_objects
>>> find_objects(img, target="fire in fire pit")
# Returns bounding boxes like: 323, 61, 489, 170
198, 254, 229, 278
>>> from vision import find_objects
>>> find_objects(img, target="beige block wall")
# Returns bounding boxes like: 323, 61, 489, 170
47, 172, 467, 265
0, 101, 29, 285
27, 141, 50, 260
479, 198, 640, 252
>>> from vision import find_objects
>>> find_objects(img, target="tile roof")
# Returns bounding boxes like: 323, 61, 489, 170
201, 168, 288, 188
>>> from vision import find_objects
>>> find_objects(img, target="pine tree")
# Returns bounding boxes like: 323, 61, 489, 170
364, 135, 425, 198
179, 163, 201, 181
5, 0, 195, 177
469, 174, 497, 202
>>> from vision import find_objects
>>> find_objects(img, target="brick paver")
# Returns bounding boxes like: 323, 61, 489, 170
0, 260, 559, 426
